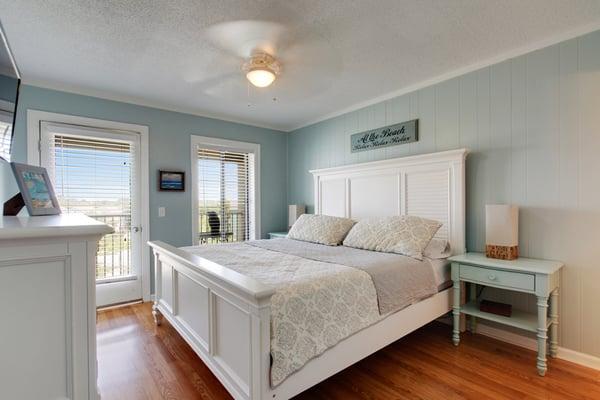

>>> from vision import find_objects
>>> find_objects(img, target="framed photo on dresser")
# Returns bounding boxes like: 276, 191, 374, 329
10, 162, 61, 216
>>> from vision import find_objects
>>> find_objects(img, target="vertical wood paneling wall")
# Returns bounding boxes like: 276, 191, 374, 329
287, 30, 600, 357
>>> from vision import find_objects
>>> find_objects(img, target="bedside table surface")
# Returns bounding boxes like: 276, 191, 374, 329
448, 252, 563, 275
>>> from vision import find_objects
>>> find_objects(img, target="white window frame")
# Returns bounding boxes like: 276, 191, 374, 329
191, 135, 261, 244
27, 110, 151, 302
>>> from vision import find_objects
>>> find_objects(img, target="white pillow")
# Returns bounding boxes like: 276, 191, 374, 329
287, 214, 356, 246
343, 215, 442, 260
423, 238, 451, 259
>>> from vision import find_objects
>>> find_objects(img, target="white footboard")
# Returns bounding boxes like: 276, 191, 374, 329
148, 241, 275, 400
149, 240, 453, 400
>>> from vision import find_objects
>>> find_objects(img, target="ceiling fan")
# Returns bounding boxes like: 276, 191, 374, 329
196, 20, 341, 99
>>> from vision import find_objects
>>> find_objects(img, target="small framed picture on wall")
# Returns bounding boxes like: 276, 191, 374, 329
158, 170, 185, 191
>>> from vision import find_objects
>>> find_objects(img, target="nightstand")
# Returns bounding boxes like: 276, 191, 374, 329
268, 231, 288, 239
448, 252, 563, 376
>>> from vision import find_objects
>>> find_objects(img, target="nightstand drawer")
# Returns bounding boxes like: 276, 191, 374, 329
459, 264, 535, 291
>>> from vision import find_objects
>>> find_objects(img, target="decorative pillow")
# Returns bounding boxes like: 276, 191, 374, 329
287, 214, 356, 246
342, 215, 442, 260
423, 238, 451, 259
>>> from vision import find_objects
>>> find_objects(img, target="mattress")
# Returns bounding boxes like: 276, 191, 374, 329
248, 238, 440, 314
427, 256, 451, 290
181, 239, 443, 386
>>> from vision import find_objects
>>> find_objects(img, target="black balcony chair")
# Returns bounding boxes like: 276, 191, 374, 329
199, 211, 233, 244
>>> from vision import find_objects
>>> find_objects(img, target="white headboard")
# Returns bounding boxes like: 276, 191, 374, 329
310, 149, 468, 255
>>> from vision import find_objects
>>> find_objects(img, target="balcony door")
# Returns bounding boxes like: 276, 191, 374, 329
191, 135, 260, 245
39, 121, 143, 307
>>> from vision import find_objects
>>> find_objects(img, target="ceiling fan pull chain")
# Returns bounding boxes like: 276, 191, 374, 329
246, 80, 251, 107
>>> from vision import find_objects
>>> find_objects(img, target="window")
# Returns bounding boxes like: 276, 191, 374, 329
0, 110, 13, 161
192, 136, 259, 245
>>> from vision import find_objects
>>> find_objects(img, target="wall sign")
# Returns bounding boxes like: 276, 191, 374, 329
350, 119, 418, 153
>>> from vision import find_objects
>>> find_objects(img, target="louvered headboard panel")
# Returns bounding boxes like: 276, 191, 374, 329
405, 169, 449, 241
311, 149, 467, 255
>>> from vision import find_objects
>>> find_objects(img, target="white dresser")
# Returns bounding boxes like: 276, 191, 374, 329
0, 214, 112, 400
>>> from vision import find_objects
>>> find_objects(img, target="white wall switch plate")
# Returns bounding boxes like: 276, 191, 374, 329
158, 207, 166, 217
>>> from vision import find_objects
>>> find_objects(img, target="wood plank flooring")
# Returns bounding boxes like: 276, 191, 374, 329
97, 302, 600, 399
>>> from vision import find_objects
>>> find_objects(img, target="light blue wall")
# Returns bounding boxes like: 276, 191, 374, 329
287, 30, 600, 356
0, 73, 18, 103
1, 84, 288, 249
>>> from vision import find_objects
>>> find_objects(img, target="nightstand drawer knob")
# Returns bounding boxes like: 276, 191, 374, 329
488, 274, 497, 281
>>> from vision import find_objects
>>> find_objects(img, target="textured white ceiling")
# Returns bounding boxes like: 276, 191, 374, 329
2, 1, 600, 131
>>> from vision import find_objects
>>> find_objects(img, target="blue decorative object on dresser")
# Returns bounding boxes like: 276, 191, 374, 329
449, 252, 563, 377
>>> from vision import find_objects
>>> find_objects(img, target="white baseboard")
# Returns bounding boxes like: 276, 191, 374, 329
557, 346, 600, 371
475, 323, 600, 371
475, 323, 538, 350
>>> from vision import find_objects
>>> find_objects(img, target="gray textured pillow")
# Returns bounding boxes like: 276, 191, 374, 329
287, 214, 356, 246
423, 238, 451, 259
343, 215, 442, 260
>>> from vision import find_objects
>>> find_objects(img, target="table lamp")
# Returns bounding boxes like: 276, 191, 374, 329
485, 204, 519, 260
288, 204, 305, 229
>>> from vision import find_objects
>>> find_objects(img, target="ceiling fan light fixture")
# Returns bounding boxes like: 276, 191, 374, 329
243, 52, 280, 88
246, 68, 276, 87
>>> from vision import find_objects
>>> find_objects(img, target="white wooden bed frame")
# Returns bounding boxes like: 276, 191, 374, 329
148, 148, 467, 400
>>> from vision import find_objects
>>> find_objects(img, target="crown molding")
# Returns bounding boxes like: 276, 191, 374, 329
20, 78, 288, 133
288, 20, 600, 132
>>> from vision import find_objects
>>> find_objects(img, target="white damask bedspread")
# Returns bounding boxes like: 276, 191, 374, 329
181, 242, 381, 386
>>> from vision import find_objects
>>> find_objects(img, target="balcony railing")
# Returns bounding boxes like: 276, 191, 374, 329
198, 210, 247, 244
91, 210, 246, 279
93, 214, 132, 280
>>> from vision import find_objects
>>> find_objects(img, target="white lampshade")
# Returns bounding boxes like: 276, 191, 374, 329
288, 204, 305, 228
246, 69, 276, 87
486, 204, 519, 259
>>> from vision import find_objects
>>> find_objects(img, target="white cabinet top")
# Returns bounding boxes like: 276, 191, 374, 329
0, 213, 113, 240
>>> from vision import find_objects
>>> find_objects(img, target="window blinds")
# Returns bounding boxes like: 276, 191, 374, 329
197, 148, 253, 243
51, 134, 135, 215
0, 110, 13, 161
45, 128, 137, 279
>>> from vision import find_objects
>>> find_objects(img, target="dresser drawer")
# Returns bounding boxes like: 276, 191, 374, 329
459, 264, 535, 291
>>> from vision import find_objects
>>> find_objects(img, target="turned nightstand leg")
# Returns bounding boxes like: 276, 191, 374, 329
536, 296, 549, 376
549, 288, 559, 358
452, 279, 461, 346
469, 283, 477, 332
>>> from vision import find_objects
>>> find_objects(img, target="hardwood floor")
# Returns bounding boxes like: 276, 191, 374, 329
97, 302, 600, 399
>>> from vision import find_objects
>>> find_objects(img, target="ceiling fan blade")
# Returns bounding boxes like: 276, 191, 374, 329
205, 20, 288, 58
181, 46, 241, 81
273, 34, 342, 99
198, 72, 241, 93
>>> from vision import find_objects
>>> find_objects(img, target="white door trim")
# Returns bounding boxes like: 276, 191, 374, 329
27, 109, 151, 302
190, 134, 261, 244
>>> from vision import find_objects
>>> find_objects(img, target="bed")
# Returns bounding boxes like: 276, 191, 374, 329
148, 148, 467, 400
